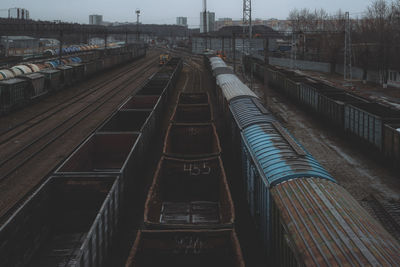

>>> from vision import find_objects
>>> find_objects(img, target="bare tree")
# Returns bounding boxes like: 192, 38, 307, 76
359, 0, 399, 87
287, 1, 400, 86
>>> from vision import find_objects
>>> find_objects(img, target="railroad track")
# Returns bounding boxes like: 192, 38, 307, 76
0, 57, 159, 183
367, 195, 400, 241
0, 54, 156, 141
181, 56, 203, 93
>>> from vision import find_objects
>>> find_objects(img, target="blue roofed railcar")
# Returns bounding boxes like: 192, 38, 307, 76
207, 55, 400, 266
241, 122, 335, 187
226, 97, 276, 164
238, 120, 335, 260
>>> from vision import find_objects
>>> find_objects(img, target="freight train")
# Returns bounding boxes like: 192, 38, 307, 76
126, 91, 244, 267
0, 44, 147, 115
0, 58, 183, 267
244, 55, 400, 169
205, 54, 400, 266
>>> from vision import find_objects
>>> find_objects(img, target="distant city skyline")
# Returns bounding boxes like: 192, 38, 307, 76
1, 0, 372, 27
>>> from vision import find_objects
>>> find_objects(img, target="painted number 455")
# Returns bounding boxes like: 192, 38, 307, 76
183, 163, 211, 176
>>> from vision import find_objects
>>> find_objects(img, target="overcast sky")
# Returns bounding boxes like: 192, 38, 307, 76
1, 0, 372, 27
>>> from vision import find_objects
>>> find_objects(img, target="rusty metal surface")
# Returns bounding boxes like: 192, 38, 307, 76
98, 110, 153, 133
272, 121, 307, 156
120, 95, 161, 110
160, 201, 219, 224
125, 229, 245, 267
177, 92, 210, 105
171, 104, 213, 123
163, 123, 221, 158
271, 178, 400, 266
144, 156, 234, 229
56, 132, 140, 174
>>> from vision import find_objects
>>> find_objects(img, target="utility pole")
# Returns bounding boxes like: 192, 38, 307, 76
5, 36, 9, 57
290, 32, 297, 69
344, 11, 352, 81
125, 26, 128, 45
233, 33, 236, 73
58, 30, 63, 62
136, 9, 141, 42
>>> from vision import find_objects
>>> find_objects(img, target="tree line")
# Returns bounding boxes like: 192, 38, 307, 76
287, 0, 400, 87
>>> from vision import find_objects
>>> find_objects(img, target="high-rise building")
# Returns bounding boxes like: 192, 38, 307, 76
200, 11, 215, 33
176, 17, 188, 27
8, 8, 30, 19
89, 15, 103, 25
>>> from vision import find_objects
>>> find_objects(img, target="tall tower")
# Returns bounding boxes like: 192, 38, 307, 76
203, 0, 207, 33
136, 9, 141, 42
243, 0, 252, 40
243, 0, 253, 87
344, 11, 352, 81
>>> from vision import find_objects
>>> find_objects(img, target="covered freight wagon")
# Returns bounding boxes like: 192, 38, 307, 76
0, 78, 28, 113
39, 69, 61, 92
21, 72, 46, 99
57, 65, 74, 87
270, 178, 400, 266
68, 62, 85, 82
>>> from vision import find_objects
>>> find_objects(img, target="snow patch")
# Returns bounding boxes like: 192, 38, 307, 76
369, 95, 400, 110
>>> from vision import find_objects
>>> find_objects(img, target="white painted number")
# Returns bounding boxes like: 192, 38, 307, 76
183, 163, 211, 176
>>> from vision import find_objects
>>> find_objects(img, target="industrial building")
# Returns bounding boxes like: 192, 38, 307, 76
89, 14, 103, 25
176, 17, 188, 27
200, 11, 215, 33
0, 8, 30, 20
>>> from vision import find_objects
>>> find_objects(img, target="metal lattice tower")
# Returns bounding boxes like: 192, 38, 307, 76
243, 0, 253, 88
243, 0, 252, 49
344, 12, 352, 81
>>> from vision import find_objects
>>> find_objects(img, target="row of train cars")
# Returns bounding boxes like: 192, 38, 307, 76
0, 44, 147, 115
0, 58, 183, 266
244, 56, 400, 168
205, 53, 400, 266
126, 91, 244, 266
